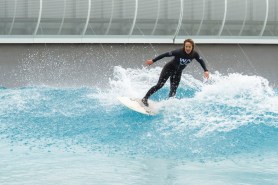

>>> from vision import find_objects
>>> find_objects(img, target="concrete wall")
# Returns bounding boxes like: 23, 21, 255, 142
0, 44, 277, 88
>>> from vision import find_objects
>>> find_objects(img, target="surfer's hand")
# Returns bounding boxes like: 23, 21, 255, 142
144, 59, 154, 66
204, 71, 209, 79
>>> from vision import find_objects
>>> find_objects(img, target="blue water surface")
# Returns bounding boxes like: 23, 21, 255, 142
1, 86, 277, 159
1, 70, 278, 185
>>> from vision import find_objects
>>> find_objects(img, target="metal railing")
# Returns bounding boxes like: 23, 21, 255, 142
0, 0, 277, 43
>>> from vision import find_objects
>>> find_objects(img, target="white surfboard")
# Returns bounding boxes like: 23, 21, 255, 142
117, 97, 157, 116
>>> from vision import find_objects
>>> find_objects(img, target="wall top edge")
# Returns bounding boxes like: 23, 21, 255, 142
0, 36, 278, 44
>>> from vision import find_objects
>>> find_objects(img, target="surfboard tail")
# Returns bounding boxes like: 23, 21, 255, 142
117, 97, 158, 116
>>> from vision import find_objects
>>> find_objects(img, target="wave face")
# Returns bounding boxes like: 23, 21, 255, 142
1, 66, 278, 161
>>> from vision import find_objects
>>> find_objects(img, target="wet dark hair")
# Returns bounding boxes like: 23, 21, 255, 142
183, 39, 195, 54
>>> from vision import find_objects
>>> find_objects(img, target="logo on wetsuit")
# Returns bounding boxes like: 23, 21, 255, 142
179, 58, 192, 65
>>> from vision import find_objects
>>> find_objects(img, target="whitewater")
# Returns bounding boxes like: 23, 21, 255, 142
0, 66, 278, 185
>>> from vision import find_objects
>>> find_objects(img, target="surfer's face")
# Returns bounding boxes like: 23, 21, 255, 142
184, 42, 193, 54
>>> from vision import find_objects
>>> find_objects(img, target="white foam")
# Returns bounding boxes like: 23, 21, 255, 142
91, 66, 278, 135
90, 66, 203, 104
89, 66, 165, 105
161, 72, 278, 136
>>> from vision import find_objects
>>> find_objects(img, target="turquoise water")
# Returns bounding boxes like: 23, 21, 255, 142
1, 66, 278, 184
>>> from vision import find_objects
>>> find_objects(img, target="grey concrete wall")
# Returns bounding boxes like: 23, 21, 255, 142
0, 44, 277, 88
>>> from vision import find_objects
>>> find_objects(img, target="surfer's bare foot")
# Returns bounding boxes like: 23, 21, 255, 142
141, 98, 149, 107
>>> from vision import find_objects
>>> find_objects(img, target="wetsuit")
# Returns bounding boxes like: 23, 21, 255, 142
143, 48, 208, 100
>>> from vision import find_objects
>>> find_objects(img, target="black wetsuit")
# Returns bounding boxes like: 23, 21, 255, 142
143, 48, 208, 100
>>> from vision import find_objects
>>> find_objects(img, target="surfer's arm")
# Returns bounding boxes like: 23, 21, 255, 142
145, 51, 176, 66
195, 52, 208, 72
195, 52, 209, 79
152, 51, 174, 62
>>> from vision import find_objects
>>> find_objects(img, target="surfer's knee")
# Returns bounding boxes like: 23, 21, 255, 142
155, 82, 165, 89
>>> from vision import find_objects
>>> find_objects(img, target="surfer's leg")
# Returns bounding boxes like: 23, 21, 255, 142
169, 71, 182, 98
142, 67, 172, 106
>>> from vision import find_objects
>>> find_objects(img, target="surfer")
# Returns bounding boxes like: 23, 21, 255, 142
142, 39, 209, 107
